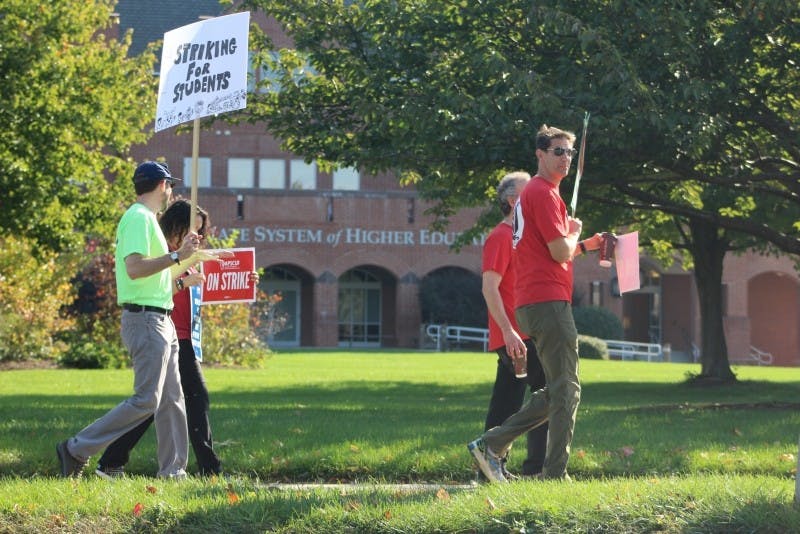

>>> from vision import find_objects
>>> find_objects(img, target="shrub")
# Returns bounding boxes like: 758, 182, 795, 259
0, 236, 78, 362
579, 335, 609, 360
572, 306, 624, 340
201, 301, 272, 368
59, 336, 128, 369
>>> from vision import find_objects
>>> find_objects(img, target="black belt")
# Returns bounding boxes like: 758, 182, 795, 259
123, 304, 171, 316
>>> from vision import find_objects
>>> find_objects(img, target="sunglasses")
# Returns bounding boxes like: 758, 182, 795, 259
546, 147, 577, 158
164, 179, 176, 187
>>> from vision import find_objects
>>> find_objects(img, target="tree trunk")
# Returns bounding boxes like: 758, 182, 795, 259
687, 219, 736, 382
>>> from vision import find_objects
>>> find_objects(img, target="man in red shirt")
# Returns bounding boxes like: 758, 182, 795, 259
477, 172, 547, 480
469, 125, 602, 482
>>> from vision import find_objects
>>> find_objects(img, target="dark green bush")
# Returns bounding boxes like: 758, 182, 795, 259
419, 267, 485, 327
578, 335, 609, 360
572, 306, 624, 340
58, 328, 128, 369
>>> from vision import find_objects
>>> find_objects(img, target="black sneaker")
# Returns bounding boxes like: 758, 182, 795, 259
95, 465, 125, 480
56, 440, 87, 478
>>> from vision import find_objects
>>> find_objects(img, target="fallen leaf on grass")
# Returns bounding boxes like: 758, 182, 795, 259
436, 488, 450, 501
574, 449, 586, 459
384, 509, 392, 519
346, 500, 361, 511
145, 485, 157, 494
227, 489, 240, 505
621, 446, 634, 457
133, 503, 144, 516
350, 444, 361, 453
732, 428, 743, 436
486, 497, 497, 511
780, 453, 795, 462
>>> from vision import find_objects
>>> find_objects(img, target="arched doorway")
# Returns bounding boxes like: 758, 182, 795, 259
262, 264, 313, 348
748, 272, 800, 366
338, 266, 397, 347
419, 266, 484, 327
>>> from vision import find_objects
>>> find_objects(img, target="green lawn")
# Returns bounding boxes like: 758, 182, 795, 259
1, 351, 799, 532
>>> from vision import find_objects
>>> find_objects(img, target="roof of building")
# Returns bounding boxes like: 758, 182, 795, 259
115, 0, 229, 57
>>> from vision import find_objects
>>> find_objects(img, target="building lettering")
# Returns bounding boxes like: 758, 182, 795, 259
219, 226, 482, 248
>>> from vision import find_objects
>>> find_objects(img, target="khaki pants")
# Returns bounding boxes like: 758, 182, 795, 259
483, 301, 580, 479
67, 310, 188, 477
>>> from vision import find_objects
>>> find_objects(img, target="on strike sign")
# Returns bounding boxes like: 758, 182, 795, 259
201, 247, 256, 304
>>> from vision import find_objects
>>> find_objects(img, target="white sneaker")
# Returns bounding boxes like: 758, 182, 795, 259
95, 465, 125, 480
467, 438, 508, 483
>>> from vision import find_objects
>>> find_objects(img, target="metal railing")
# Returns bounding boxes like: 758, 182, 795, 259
748, 346, 773, 366
425, 324, 488, 352
603, 339, 663, 362
426, 325, 665, 362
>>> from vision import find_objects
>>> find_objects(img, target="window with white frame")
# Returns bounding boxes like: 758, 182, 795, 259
332, 166, 360, 190
259, 159, 286, 189
182, 157, 212, 187
290, 160, 316, 190
228, 158, 255, 188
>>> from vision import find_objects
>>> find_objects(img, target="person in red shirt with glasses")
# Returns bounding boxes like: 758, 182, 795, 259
476, 171, 548, 481
469, 125, 603, 482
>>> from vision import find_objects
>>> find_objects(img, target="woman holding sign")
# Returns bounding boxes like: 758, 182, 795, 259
96, 200, 258, 478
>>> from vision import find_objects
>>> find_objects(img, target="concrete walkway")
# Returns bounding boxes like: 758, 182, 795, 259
262, 482, 478, 493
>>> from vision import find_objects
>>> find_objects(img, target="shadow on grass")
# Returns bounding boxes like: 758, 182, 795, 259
3, 378, 800, 480
148, 479, 800, 533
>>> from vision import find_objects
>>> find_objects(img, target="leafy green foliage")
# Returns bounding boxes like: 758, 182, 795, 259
578, 334, 609, 360
0, 0, 157, 254
238, 0, 799, 378
199, 302, 271, 367
0, 236, 78, 361
573, 306, 624, 340
58, 247, 129, 368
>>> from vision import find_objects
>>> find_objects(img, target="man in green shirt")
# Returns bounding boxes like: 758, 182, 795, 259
57, 161, 200, 478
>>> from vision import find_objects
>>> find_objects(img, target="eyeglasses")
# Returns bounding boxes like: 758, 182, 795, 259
546, 147, 577, 158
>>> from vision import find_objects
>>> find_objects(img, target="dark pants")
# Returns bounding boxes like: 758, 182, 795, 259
98, 339, 221, 475
484, 338, 549, 475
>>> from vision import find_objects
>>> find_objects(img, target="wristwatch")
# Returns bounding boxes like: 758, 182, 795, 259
170, 251, 180, 264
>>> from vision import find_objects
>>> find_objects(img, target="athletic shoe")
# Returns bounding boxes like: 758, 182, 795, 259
56, 440, 87, 478
467, 438, 507, 483
95, 465, 125, 480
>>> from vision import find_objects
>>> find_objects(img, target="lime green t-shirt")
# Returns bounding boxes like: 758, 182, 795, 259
115, 203, 173, 309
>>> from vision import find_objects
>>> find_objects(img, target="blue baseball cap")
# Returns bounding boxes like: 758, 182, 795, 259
132, 161, 181, 184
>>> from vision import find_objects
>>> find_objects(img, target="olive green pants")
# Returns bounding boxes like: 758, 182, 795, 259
483, 301, 580, 479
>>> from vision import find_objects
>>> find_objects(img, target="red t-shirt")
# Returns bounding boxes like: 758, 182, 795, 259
170, 267, 196, 340
482, 222, 528, 351
513, 176, 573, 307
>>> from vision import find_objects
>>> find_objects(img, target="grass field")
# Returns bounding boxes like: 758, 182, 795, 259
1, 350, 799, 532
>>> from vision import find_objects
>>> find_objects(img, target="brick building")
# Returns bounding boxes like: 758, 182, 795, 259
115, 1, 799, 364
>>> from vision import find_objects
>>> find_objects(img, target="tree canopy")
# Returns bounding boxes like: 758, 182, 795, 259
0, 0, 157, 253
239, 0, 799, 380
